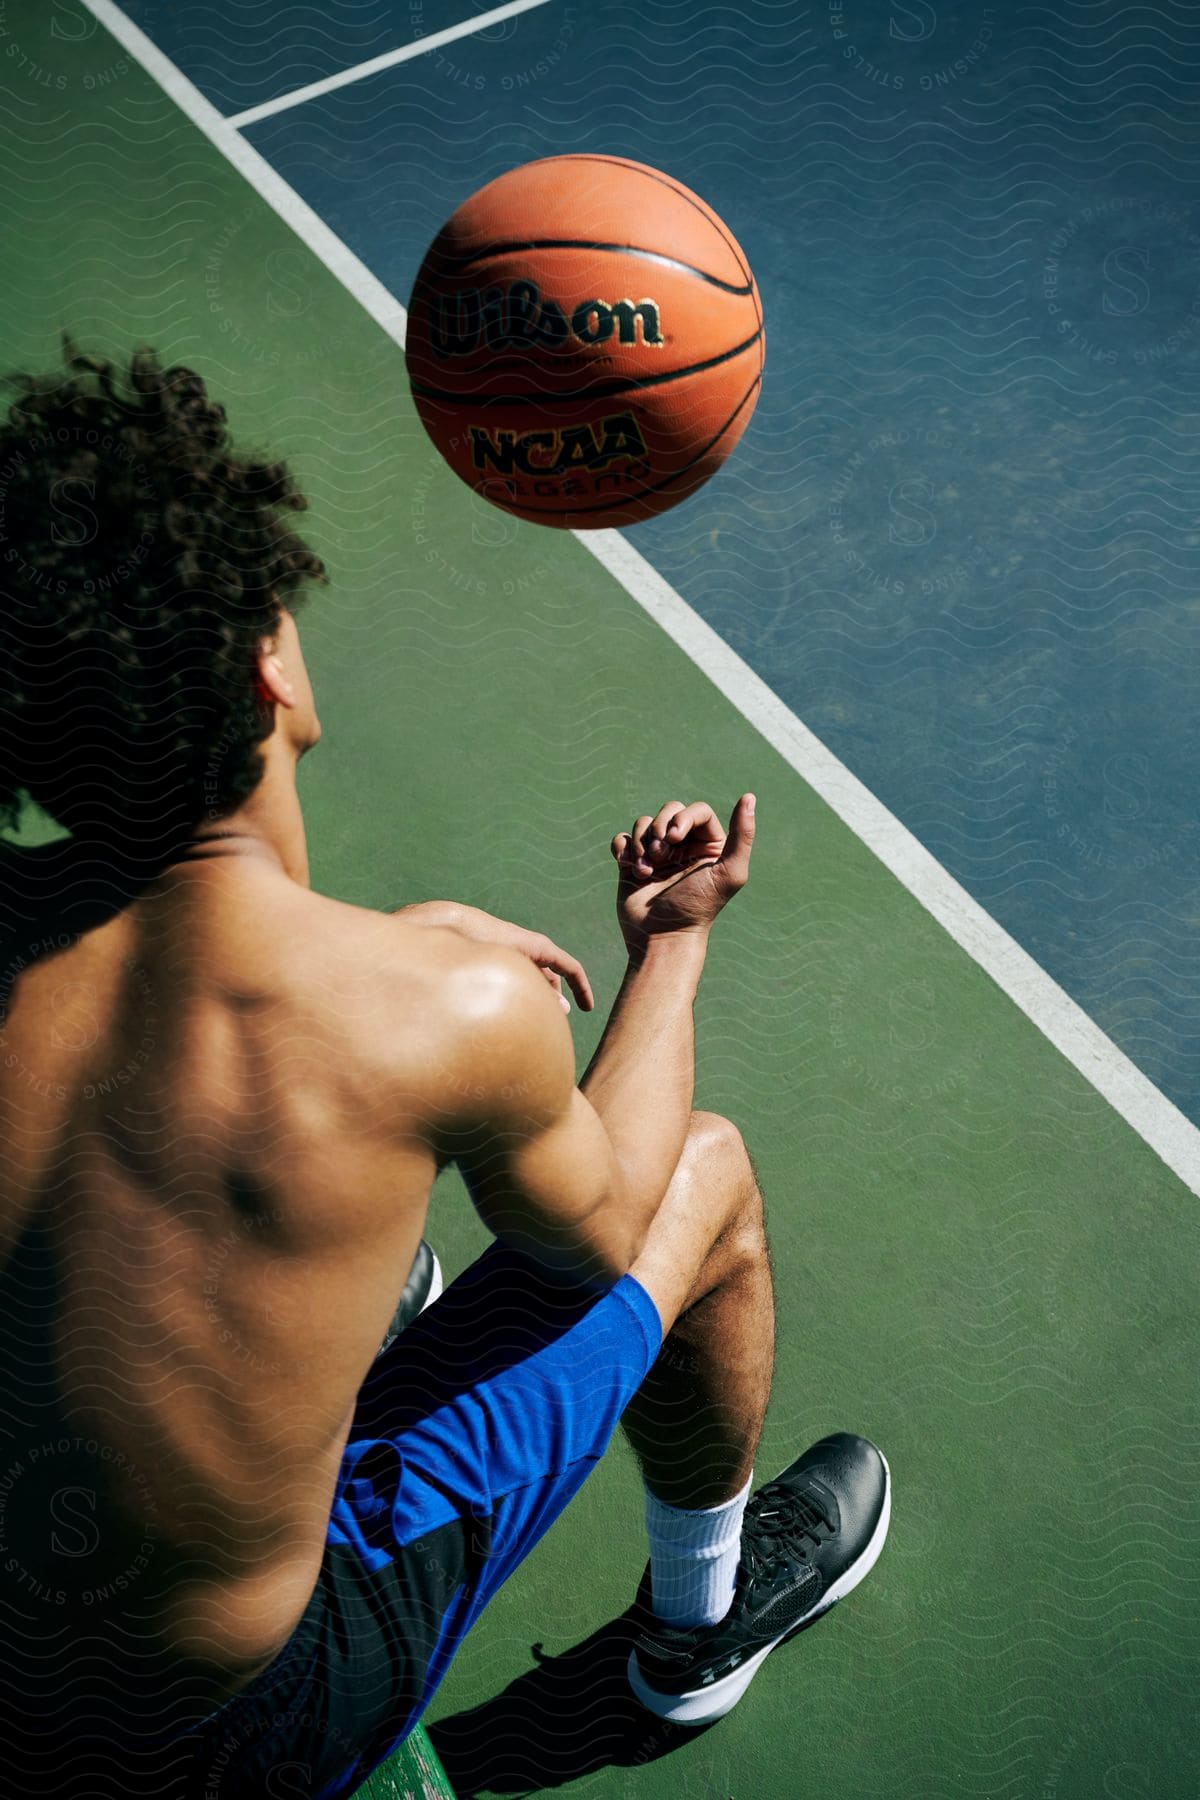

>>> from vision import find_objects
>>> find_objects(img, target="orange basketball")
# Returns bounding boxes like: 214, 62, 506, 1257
405, 155, 764, 530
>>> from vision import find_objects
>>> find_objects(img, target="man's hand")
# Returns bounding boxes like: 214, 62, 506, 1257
610, 795, 756, 957
393, 901, 593, 1014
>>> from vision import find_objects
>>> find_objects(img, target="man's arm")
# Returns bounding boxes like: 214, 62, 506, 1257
578, 933, 708, 1241
429, 940, 643, 1287
440, 934, 709, 1288
427, 795, 755, 1288
580, 793, 756, 1217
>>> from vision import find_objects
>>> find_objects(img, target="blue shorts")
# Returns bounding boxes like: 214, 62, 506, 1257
186, 1242, 664, 1799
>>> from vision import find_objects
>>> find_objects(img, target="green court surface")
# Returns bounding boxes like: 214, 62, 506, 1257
3, 13, 1198, 1799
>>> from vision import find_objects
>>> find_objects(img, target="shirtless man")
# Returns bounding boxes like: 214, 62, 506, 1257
0, 347, 889, 1799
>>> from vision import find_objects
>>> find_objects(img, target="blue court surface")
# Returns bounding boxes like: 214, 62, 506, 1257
114, 0, 1200, 1122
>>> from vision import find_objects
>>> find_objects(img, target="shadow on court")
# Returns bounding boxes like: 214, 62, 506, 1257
427, 1602, 715, 1796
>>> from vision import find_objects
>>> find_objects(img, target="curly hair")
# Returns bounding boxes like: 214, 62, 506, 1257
0, 340, 326, 847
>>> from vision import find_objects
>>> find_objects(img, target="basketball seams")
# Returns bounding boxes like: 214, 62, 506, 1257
422, 240, 754, 298
410, 326, 765, 407
551, 154, 756, 294
501, 153, 764, 346
554, 153, 759, 338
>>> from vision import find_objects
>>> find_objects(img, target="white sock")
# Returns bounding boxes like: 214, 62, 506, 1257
643, 1471, 753, 1629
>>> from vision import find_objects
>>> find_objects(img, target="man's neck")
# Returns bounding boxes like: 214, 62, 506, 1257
190, 754, 311, 885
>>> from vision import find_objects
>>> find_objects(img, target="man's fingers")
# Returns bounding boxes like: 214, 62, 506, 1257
718, 792, 757, 882
547, 972, 571, 1014
665, 803, 701, 838
612, 832, 643, 883
628, 814, 657, 875
665, 801, 720, 845
535, 940, 594, 1011
620, 799, 747, 885
649, 800, 686, 844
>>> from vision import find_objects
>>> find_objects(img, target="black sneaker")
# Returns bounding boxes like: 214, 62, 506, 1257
627, 1432, 891, 1725
375, 1241, 444, 1358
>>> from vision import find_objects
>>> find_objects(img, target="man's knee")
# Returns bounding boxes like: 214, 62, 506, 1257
688, 1111, 765, 1241
686, 1107, 742, 1155
627, 1111, 764, 1331
684, 1110, 753, 1190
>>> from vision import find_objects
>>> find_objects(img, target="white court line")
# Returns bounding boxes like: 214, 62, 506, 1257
84, 0, 1200, 1197
225, 0, 555, 130
86, 0, 408, 346
578, 530, 1200, 1199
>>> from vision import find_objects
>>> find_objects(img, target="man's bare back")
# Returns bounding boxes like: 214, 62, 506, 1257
1, 853, 470, 1707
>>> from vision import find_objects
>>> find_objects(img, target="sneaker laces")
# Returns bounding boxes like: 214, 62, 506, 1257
742, 1482, 833, 1586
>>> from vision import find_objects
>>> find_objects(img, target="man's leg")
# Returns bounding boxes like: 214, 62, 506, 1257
620, 1112, 891, 1726
616, 1111, 773, 1633
622, 1110, 775, 1510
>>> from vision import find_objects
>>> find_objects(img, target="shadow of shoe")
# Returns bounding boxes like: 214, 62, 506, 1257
426, 1598, 715, 1797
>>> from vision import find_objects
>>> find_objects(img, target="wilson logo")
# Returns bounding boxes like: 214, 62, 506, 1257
431, 281, 663, 356
470, 411, 649, 477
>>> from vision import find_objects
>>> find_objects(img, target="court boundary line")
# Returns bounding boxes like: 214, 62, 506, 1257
225, 0, 556, 130
578, 531, 1200, 1197
83, 0, 1200, 1197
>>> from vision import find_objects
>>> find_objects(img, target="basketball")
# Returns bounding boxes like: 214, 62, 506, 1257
405, 155, 764, 530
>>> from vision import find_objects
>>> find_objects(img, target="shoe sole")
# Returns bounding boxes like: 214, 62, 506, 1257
375, 1249, 445, 1361
627, 1449, 892, 1726
421, 1249, 444, 1313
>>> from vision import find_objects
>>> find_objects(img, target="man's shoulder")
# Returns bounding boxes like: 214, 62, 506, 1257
295, 896, 541, 1045
217, 879, 556, 1046
300, 903, 567, 1141
263, 892, 471, 1004
310, 898, 484, 984
185, 874, 469, 1026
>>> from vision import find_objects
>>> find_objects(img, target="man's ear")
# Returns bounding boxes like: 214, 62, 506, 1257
255, 639, 296, 709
